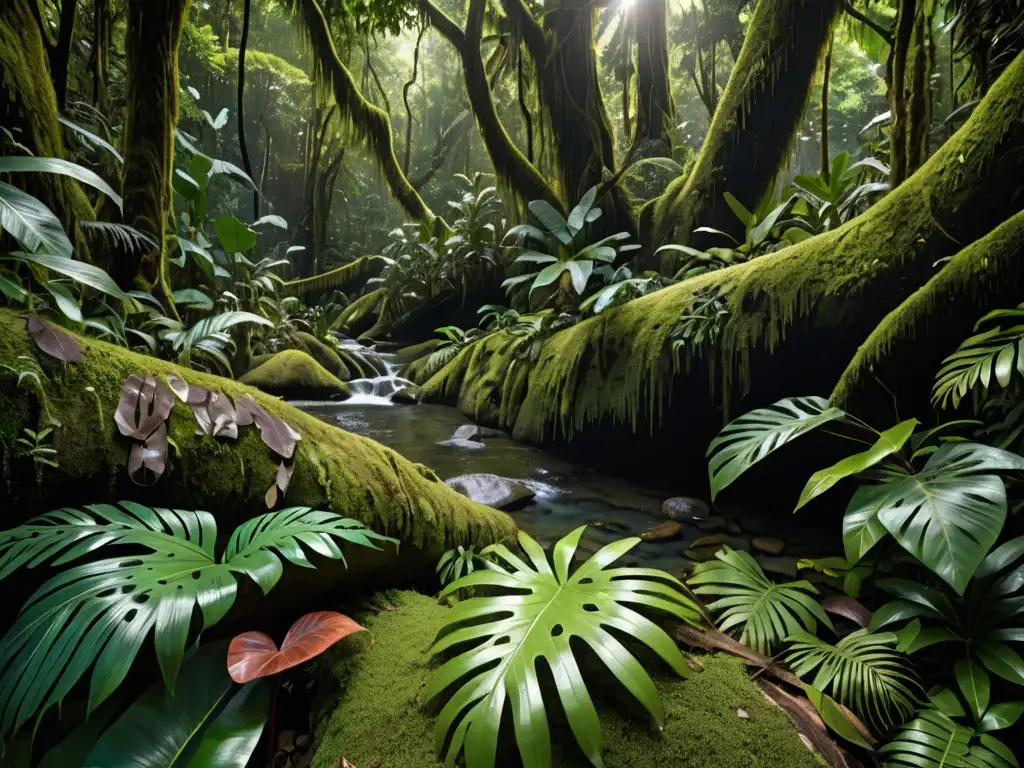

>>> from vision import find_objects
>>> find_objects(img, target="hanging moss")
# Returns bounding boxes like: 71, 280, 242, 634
650, 0, 842, 250
832, 210, 1024, 414
283, 255, 386, 299
0, 0, 95, 261
240, 349, 350, 398
0, 310, 516, 554
311, 591, 821, 768
425, 53, 1024, 468
118, 0, 192, 306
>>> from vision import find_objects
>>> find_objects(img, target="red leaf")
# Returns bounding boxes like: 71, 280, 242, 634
821, 596, 873, 628
233, 395, 301, 459
227, 612, 367, 683
27, 315, 81, 362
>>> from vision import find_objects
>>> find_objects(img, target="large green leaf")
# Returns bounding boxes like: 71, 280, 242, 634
785, 629, 921, 731
689, 548, 832, 655
707, 396, 845, 500
527, 199, 571, 245
424, 526, 703, 768
955, 658, 990, 724
214, 216, 258, 254
0, 156, 122, 210
880, 708, 1017, 768
0, 502, 395, 738
804, 685, 873, 750
844, 444, 1024, 594
12, 250, 127, 300
566, 186, 598, 234
86, 641, 270, 768
0, 181, 73, 256
797, 419, 917, 510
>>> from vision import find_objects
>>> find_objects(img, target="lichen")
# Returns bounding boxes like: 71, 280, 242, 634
311, 591, 822, 768
0, 310, 517, 553
239, 349, 350, 398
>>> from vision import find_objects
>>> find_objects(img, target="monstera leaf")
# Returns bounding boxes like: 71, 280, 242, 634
0, 502, 396, 738
842, 443, 1024, 594
785, 629, 921, 732
424, 526, 704, 768
689, 548, 832, 655
706, 396, 845, 500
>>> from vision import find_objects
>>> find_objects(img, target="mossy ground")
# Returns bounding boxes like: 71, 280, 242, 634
312, 591, 823, 768
240, 349, 350, 398
0, 310, 516, 555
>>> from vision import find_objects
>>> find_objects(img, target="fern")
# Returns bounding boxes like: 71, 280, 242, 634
79, 221, 158, 255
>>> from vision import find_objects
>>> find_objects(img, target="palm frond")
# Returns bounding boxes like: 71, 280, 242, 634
79, 221, 158, 255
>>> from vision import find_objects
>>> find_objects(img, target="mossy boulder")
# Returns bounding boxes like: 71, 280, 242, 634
240, 349, 350, 399
292, 331, 351, 380
312, 591, 822, 768
0, 311, 516, 606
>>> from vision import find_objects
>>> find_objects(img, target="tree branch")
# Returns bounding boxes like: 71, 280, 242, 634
499, 0, 546, 64
842, 0, 894, 46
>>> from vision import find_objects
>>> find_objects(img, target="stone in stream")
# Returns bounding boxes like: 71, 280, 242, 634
685, 544, 724, 562
451, 424, 508, 442
437, 438, 485, 450
390, 384, 421, 404
759, 556, 799, 580
751, 536, 786, 555
661, 496, 710, 522
445, 473, 536, 511
640, 521, 684, 542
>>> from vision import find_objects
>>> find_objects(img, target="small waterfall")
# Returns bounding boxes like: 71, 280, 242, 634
334, 338, 414, 406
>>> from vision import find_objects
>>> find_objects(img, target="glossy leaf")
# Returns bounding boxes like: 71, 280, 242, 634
804, 685, 873, 749
689, 548, 832, 655
980, 701, 1024, 733
252, 214, 288, 229
228, 611, 367, 683
0, 156, 122, 210
707, 396, 845, 500
527, 199, 571, 245
173, 288, 214, 311
58, 115, 124, 163
879, 708, 1017, 768
933, 303, 1024, 409
955, 658, 990, 723
12, 250, 128, 299
214, 216, 258, 254
796, 419, 917, 510
0, 181, 73, 256
27, 315, 81, 362
0, 503, 395, 738
425, 526, 703, 768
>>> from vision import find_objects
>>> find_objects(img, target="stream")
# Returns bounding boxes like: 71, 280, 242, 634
293, 343, 827, 576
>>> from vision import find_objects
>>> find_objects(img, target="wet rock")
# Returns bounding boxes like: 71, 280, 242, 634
640, 521, 683, 542
696, 515, 728, 532
751, 537, 786, 555
451, 424, 507, 442
685, 544, 723, 562
390, 384, 421, 404
759, 556, 799, 580
445, 473, 536, 511
438, 438, 485, 450
661, 497, 710, 522
727, 520, 742, 534
692, 533, 728, 547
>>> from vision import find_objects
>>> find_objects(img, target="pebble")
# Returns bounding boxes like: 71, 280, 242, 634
661, 496, 710, 521
751, 537, 786, 555
640, 521, 683, 542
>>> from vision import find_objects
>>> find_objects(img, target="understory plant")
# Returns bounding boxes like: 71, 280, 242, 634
426, 526, 704, 768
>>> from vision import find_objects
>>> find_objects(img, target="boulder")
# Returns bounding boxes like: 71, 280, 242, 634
451, 424, 508, 442
390, 384, 421, 405
661, 497, 710, 522
240, 350, 350, 400
292, 331, 350, 380
445, 473, 536, 511
751, 537, 786, 555
640, 521, 684, 542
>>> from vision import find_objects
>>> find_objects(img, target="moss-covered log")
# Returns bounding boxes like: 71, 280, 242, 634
118, 0, 191, 304
424, 51, 1024, 485
0, 310, 515, 556
832, 210, 1024, 416
282, 255, 386, 299
649, 0, 841, 250
0, 0, 95, 259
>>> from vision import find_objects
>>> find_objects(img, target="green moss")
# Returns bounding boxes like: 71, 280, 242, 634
0, 310, 517, 553
312, 591, 821, 768
283, 256, 386, 299
240, 349, 350, 398
333, 289, 383, 336
832, 209, 1024, 410
291, 331, 350, 380
425, 52, 1024, 447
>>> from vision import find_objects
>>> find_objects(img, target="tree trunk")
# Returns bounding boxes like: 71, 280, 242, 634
633, 0, 675, 153
0, 0, 95, 260
50, 0, 79, 110
649, 0, 842, 250
888, 0, 933, 186
119, 0, 191, 306
89, 0, 113, 111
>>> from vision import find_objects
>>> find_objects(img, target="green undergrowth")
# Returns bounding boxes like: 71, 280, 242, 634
0, 310, 516, 550
240, 349, 350, 398
312, 591, 823, 768
425, 53, 1024, 446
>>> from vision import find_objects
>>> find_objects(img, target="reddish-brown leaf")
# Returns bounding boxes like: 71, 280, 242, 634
207, 392, 238, 439
233, 395, 301, 459
128, 422, 168, 484
227, 612, 367, 683
27, 315, 81, 363
265, 460, 296, 509
166, 373, 190, 402
115, 374, 174, 440
821, 596, 873, 628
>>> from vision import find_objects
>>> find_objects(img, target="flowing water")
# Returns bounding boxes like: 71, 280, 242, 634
294, 344, 827, 574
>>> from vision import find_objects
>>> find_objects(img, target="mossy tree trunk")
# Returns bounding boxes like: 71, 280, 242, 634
89, 0, 113, 111
118, 0, 192, 305
632, 0, 675, 153
0, 0, 95, 260
649, 0, 841, 250
888, 0, 934, 186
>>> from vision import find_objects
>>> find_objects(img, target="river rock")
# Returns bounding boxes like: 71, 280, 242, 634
758, 556, 799, 580
685, 544, 724, 562
445, 473, 536, 510
390, 384, 421, 404
661, 497, 710, 522
751, 537, 786, 555
438, 438, 485, 450
640, 521, 683, 542
451, 424, 507, 442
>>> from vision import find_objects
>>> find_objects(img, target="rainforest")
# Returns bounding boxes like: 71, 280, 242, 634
1, 0, 1023, 766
